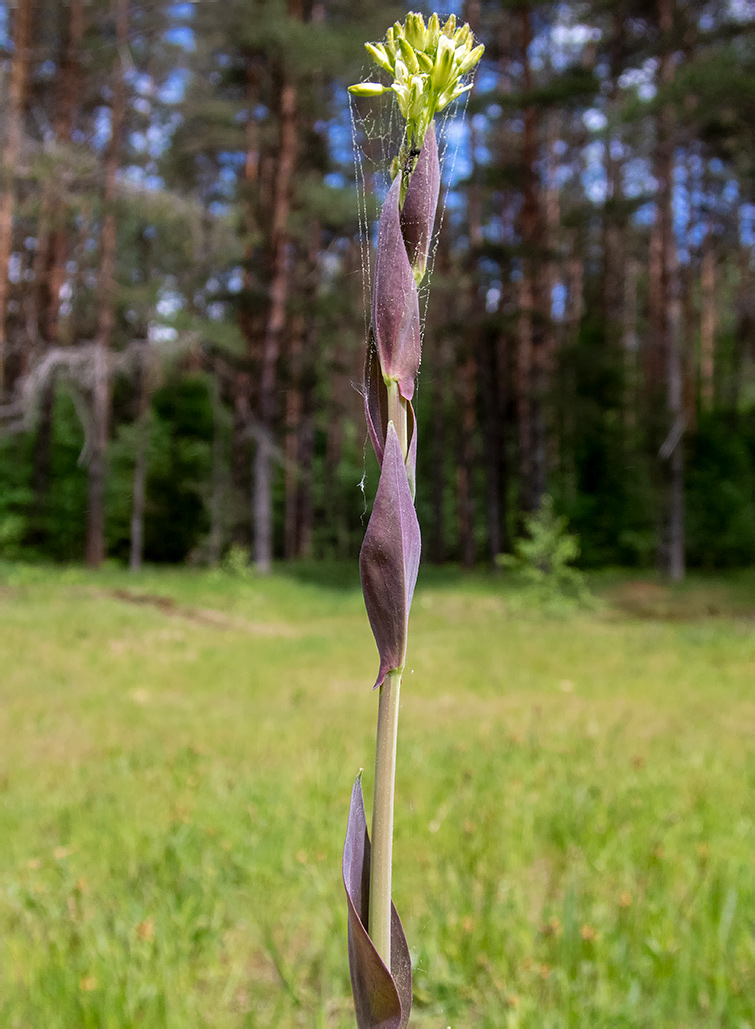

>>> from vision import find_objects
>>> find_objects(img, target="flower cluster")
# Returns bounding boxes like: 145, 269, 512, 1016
349, 12, 484, 156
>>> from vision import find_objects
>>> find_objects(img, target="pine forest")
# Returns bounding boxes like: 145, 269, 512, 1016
0, 0, 753, 578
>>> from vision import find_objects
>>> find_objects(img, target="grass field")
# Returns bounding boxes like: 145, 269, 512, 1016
0, 562, 753, 1028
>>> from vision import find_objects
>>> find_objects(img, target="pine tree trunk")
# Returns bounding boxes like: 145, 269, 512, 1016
207, 373, 228, 566
517, 271, 534, 513
284, 312, 303, 560
296, 229, 320, 562
296, 372, 315, 560
253, 69, 297, 573
517, 5, 547, 514
700, 227, 716, 409
130, 350, 150, 572
727, 248, 752, 412
87, 341, 109, 566
478, 326, 505, 560
666, 231, 685, 582
623, 257, 639, 431
456, 343, 477, 568
44, 0, 84, 345
647, 222, 665, 395
284, 219, 320, 560
29, 0, 84, 550
86, 0, 128, 567
601, 8, 626, 342
542, 111, 561, 486
656, 0, 685, 581
0, 0, 32, 395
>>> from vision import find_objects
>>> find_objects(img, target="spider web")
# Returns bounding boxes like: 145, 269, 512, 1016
349, 82, 472, 514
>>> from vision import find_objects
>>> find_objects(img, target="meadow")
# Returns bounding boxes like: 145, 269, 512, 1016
0, 562, 753, 1028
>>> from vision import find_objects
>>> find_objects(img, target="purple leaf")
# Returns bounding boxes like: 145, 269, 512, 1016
372, 173, 421, 402
343, 775, 412, 1029
400, 122, 441, 282
364, 342, 388, 467
359, 424, 421, 690
364, 344, 417, 498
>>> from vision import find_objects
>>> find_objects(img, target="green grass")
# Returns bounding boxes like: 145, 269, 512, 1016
0, 562, 753, 1027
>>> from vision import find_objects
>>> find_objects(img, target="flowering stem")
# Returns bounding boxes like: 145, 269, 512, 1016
368, 382, 409, 969
369, 667, 402, 967
344, 16, 481, 1023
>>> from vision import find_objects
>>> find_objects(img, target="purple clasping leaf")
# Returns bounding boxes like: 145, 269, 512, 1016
343, 774, 412, 1029
364, 345, 417, 500
359, 424, 421, 690
372, 172, 421, 402
400, 122, 441, 284
364, 342, 388, 467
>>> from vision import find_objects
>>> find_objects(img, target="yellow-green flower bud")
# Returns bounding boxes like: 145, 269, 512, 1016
456, 43, 485, 78
433, 33, 456, 91
365, 42, 393, 74
404, 12, 426, 50
398, 36, 420, 75
349, 81, 391, 97
454, 23, 471, 47
442, 14, 456, 37
416, 51, 433, 72
385, 26, 396, 58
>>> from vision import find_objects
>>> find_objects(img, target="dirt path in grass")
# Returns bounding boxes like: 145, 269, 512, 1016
106, 588, 300, 636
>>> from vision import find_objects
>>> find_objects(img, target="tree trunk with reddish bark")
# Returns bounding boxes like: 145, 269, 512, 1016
700, 226, 716, 409
517, 5, 548, 515
654, 0, 685, 581
86, 0, 128, 567
30, 0, 85, 548
456, 335, 477, 569
43, 0, 84, 346
0, 0, 32, 395
253, 70, 296, 572
130, 348, 151, 572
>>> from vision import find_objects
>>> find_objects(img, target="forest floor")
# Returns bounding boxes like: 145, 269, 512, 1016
0, 562, 753, 1028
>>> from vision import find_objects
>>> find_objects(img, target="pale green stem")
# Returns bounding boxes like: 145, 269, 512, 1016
369, 667, 402, 967
386, 379, 408, 460
369, 381, 409, 969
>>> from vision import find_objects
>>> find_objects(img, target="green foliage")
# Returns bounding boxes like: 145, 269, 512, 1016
39, 390, 89, 562
499, 495, 594, 609
108, 375, 213, 564
222, 542, 254, 577
686, 412, 755, 568
0, 436, 32, 559
0, 565, 754, 1025
561, 315, 656, 568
